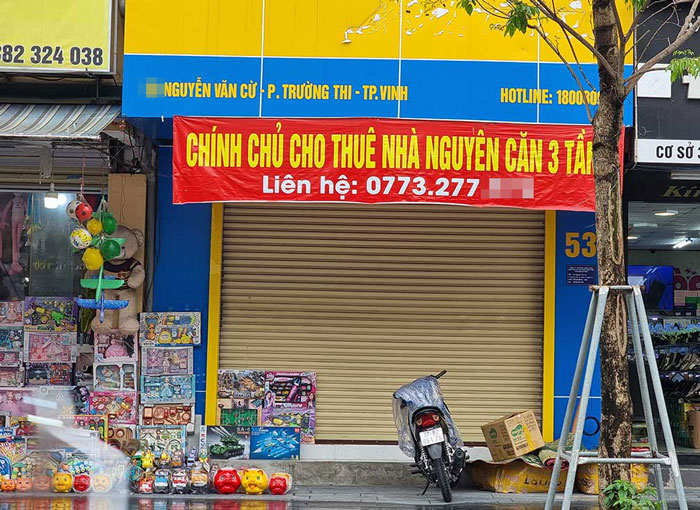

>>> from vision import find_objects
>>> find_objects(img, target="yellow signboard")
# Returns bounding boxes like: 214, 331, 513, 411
0, 0, 113, 73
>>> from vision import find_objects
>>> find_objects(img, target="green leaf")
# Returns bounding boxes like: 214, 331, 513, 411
669, 48, 700, 83
459, 0, 477, 15
502, 2, 539, 37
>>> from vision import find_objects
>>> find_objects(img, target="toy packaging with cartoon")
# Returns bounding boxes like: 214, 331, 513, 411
264, 371, 316, 443
23, 332, 77, 363
136, 425, 186, 456
94, 362, 137, 391
23, 297, 78, 332
0, 350, 22, 366
216, 370, 265, 430
262, 407, 316, 443
140, 403, 194, 429
25, 363, 72, 386
0, 301, 23, 326
201, 426, 250, 460
68, 415, 108, 440
217, 369, 265, 400
94, 330, 137, 362
218, 405, 259, 431
0, 327, 22, 351
89, 391, 138, 424
141, 374, 195, 403
250, 427, 301, 460
141, 346, 193, 376
0, 365, 24, 387
140, 312, 201, 346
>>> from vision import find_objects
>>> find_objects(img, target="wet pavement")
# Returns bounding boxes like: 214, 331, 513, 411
0, 488, 698, 510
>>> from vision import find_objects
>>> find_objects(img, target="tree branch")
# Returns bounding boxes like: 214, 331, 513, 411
561, 22, 598, 90
623, 0, 653, 44
636, 7, 680, 62
625, 0, 700, 93
530, 0, 621, 78
625, 0, 676, 44
532, 23, 594, 121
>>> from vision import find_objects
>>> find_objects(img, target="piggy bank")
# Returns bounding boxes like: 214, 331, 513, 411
92, 473, 112, 493
213, 468, 240, 494
1, 478, 16, 492
268, 473, 292, 495
33, 474, 52, 492
16, 477, 32, 492
241, 469, 268, 495
73, 473, 91, 493
53, 472, 73, 493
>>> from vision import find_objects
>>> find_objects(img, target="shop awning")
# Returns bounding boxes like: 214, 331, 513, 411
0, 104, 121, 141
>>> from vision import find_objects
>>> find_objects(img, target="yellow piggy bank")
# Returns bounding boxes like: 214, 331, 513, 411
52, 472, 73, 493
241, 469, 268, 495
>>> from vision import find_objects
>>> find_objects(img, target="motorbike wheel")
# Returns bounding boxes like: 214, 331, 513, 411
433, 457, 452, 503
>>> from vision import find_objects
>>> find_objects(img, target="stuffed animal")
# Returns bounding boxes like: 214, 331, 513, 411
241, 468, 268, 495
0, 193, 26, 275
89, 226, 145, 335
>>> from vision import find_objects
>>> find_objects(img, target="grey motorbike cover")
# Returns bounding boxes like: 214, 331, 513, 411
392, 376, 463, 457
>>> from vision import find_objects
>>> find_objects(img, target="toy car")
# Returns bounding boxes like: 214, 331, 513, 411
138, 474, 154, 494
171, 469, 189, 494
153, 469, 171, 494
190, 468, 209, 494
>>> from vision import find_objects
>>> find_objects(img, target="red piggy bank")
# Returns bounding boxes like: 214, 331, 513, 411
213, 468, 241, 494
268, 473, 292, 495
73, 473, 91, 493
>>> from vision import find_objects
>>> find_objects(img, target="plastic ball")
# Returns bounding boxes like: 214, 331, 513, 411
100, 239, 121, 261
87, 218, 103, 235
66, 200, 81, 220
82, 247, 103, 270
75, 202, 93, 222
70, 228, 92, 249
102, 215, 117, 235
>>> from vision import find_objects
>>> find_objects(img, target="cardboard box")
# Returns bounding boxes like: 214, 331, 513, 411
481, 410, 545, 462
471, 459, 567, 493
575, 463, 648, 495
687, 410, 700, 449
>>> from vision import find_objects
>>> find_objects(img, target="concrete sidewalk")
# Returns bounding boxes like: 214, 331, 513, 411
128, 485, 700, 507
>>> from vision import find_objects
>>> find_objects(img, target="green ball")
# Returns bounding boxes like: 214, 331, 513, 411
100, 239, 121, 261
102, 215, 117, 235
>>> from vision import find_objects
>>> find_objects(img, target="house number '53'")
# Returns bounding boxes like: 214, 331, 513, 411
565, 232, 597, 258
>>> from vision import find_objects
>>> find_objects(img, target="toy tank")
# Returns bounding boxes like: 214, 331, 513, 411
209, 435, 245, 459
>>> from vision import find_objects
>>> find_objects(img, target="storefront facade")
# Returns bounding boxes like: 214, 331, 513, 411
124, 0, 633, 450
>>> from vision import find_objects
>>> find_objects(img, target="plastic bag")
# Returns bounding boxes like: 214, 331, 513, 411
392, 376, 463, 457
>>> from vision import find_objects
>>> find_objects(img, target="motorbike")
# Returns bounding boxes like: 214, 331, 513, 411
392, 370, 467, 502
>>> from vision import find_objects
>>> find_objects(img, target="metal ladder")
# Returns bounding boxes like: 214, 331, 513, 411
544, 285, 687, 510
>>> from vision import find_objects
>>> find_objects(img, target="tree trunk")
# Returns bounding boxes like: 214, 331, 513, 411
592, 0, 631, 505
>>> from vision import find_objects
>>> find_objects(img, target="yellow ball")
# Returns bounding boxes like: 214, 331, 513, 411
87, 218, 103, 235
70, 228, 92, 250
82, 247, 104, 270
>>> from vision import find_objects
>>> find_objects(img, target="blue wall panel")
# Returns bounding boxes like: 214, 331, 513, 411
152, 146, 212, 416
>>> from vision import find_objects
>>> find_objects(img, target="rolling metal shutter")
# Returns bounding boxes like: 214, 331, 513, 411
0, 146, 110, 192
219, 203, 544, 441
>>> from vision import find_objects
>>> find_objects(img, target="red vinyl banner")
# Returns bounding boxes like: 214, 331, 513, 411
173, 117, 599, 211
